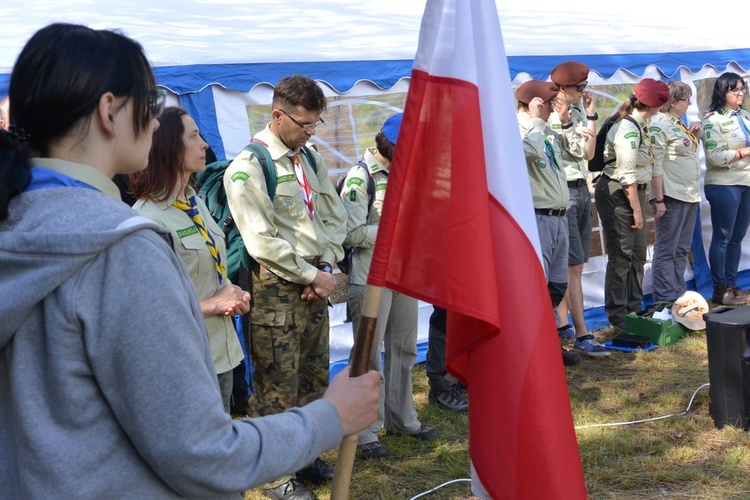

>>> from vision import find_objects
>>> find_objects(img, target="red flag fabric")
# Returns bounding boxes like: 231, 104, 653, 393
367, 0, 587, 497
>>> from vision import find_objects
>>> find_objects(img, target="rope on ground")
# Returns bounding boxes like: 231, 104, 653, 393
574, 383, 710, 429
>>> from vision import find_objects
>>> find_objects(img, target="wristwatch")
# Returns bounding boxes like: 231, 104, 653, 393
317, 262, 333, 274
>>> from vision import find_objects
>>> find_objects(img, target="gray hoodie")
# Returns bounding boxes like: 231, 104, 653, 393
0, 177, 341, 498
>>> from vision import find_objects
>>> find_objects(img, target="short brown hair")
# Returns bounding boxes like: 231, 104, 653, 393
661, 81, 692, 113
272, 74, 327, 113
129, 106, 188, 202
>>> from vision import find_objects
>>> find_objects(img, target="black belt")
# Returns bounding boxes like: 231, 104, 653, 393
535, 208, 567, 217
567, 179, 586, 188
637, 183, 648, 191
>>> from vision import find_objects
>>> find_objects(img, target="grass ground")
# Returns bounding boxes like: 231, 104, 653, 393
244, 324, 750, 499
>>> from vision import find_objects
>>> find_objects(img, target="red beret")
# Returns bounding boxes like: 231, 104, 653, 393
634, 78, 670, 108
550, 61, 589, 86
516, 80, 559, 105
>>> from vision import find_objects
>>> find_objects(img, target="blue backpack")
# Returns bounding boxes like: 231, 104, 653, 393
196, 141, 318, 283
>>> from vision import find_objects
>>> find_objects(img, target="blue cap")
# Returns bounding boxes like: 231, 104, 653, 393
381, 113, 403, 145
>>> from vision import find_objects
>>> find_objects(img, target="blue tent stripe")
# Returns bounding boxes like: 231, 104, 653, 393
178, 88, 226, 161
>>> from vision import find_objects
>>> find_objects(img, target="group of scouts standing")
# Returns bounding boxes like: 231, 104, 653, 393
517, 61, 750, 367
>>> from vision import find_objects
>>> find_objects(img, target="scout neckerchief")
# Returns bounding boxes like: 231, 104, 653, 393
732, 110, 750, 147
675, 116, 698, 152
287, 150, 315, 221
173, 195, 226, 285
641, 121, 656, 168
543, 137, 561, 171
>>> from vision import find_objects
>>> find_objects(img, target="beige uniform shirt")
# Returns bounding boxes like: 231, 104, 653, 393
225, 125, 347, 284
133, 187, 244, 374
649, 112, 702, 203
518, 112, 570, 210
602, 111, 654, 186
703, 107, 750, 186
548, 105, 589, 181
339, 148, 388, 286
32, 157, 122, 199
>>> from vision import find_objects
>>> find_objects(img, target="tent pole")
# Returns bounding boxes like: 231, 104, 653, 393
330, 285, 383, 500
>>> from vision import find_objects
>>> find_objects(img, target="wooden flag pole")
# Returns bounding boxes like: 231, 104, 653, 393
330, 284, 383, 500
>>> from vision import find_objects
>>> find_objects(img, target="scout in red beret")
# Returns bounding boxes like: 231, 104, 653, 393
516, 80, 559, 105
634, 78, 670, 108
550, 61, 589, 87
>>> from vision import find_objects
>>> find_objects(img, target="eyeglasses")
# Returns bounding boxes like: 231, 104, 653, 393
728, 87, 747, 96
149, 89, 167, 118
278, 109, 325, 133
575, 83, 588, 92
120, 89, 167, 119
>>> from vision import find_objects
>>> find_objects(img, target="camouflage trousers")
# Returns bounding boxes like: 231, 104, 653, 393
248, 264, 330, 418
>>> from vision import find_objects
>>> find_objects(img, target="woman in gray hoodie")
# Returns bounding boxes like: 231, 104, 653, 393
0, 23, 378, 499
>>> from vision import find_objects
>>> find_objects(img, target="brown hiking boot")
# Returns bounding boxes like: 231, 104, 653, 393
722, 287, 747, 306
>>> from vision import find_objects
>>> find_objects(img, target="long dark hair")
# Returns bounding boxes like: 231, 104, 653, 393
708, 72, 746, 113
129, 106, 189, 202
0, 23, 156, 222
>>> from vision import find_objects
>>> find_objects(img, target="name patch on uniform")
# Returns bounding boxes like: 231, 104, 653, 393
624, 131, 639, 140
347, 177, 364, 187
176, 226, 199, 239
277, 174, 296, 184
722, 120, 735, 127
551, 123, 562, 130
230, 172, 250, 183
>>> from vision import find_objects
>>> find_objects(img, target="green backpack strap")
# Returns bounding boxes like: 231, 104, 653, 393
246, 141, 278, 201
300, 145, 319, 175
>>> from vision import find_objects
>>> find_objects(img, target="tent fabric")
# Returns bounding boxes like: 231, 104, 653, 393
4, 1, 750, 95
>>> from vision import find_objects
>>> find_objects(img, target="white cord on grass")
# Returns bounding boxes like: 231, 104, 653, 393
574, 382, 710, 429
408, 383, 710, 498
409, 478, 472, 499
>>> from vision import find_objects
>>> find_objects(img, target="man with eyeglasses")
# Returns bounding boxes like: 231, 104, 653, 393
548, 61, 611, 357
225, 74, 347, 500
516, 79, 580, 367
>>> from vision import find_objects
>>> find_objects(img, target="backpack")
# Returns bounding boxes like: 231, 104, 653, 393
334, 158, 377, 275
588, 115, 642, 172
195, 140, 318, 284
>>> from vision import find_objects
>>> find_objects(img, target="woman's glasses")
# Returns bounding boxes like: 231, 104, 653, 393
149, 89, 167, 118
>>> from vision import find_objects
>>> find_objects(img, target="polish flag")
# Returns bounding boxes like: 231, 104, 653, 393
367, 0, 587, 497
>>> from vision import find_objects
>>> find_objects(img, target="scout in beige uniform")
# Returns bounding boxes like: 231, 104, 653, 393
224, 75, 346, 500
649, 82, 703, 303
516, 79, 579, 366
130, 108, 249, 414
548, 61, 610, 357
702, 72, 750, 306
594, 78, 670, 331
339, 113, 438, 460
